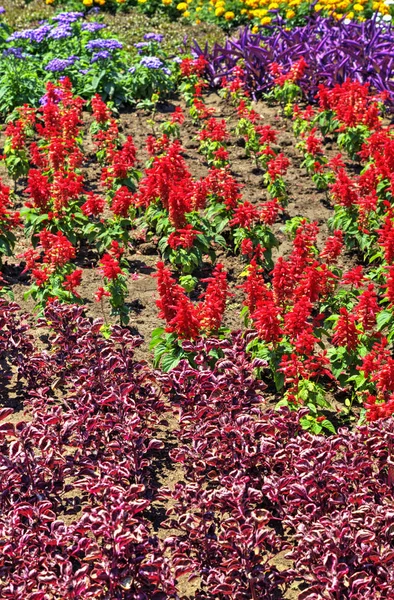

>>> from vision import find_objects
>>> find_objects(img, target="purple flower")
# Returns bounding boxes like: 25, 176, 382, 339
48, 25, 73, 39
134, 42, 149, 49
45, 56, 78, 72
86, 38, 123, 51
143, 32, 164, 42
172, 56, 183, 64
79, 69, 91, 75
7, 24, 52, 43
3, 47, 25, 59
52, 11, 83, 23
90, 50, 111, 63
162, 67, 171, 76
0, 7, 5, 14
128, 66, 136, 74
140, 56, 163, 69
81, 22, 107, 32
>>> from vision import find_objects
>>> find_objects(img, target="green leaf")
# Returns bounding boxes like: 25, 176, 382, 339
376, 310, 393, 331
161, 352, 182, 373
321, 419, 336, 434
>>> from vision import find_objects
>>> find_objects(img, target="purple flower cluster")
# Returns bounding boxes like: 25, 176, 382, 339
48, 25, 73, 40
85, 38, 123, 52
52, 11, 83, 23
81, 22, 107, 32
90, 50, 111, 63
45, 56, 78, 72
140, 56, 163, 69
144, 32, 164, 42
3, 47, 25, 59
7, 24, 51, 44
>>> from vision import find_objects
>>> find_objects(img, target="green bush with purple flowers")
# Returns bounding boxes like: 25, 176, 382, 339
0, 10, 178, 113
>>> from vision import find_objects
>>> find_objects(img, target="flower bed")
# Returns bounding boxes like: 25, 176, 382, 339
0, 7, 394, 599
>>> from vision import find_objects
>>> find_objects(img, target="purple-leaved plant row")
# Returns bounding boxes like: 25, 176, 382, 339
1, 301, 394, 598
193, 15, 394, 105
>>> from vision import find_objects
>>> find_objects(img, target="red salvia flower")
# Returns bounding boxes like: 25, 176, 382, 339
198, 264, 228, 334
81, 192, 105, 217
320, 230, 344, 263
330, 169, 358, 207
25, 170, 51, 212
91, 93, 111, 124
111, 186, 135, 217
230, 201, 260, 229
168, 294, 201, 340
354, 283, 379, 331
252, 293, 282, 344
95, 286, 111, 302
378, 215, 394, 263
267, 154, 290, 180
99, 253, 123, 280
242, 259, 269, 314
332, 307, 359, 351
155, 261, 183, 324
168, 225, 201, 249
63, 268, 83, 294
341, 265, 365, 288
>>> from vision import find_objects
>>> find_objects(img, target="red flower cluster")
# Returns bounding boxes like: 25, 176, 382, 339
317, 80, 381, 129
168, 225, 202, 249
155, 262, 228, 339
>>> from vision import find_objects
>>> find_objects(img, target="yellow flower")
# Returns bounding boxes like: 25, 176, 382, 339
314, 3, 322, 9
195, 17, 201, 22
379, 2, 390, 13
83, 0, 93, 5
45, 0, 55, 4
286, 8, 295, 17
346, 10, 354, 17
162, 0, 173, 5
268, 1, 278, 7
251, 24, 259, 31
260, 15, 271, 23
177, 1, 187, 9
224, 9, 235, 18
241, 8, 248, 12
183, 9, 190, 14
215, 6, 226, 14
353, 2, 363, 8
196, 5, 202, 10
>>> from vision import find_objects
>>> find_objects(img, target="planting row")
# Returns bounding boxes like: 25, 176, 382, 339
1, 10, 394, 115
1, 299, 394, 598
38, 0, 393, 29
